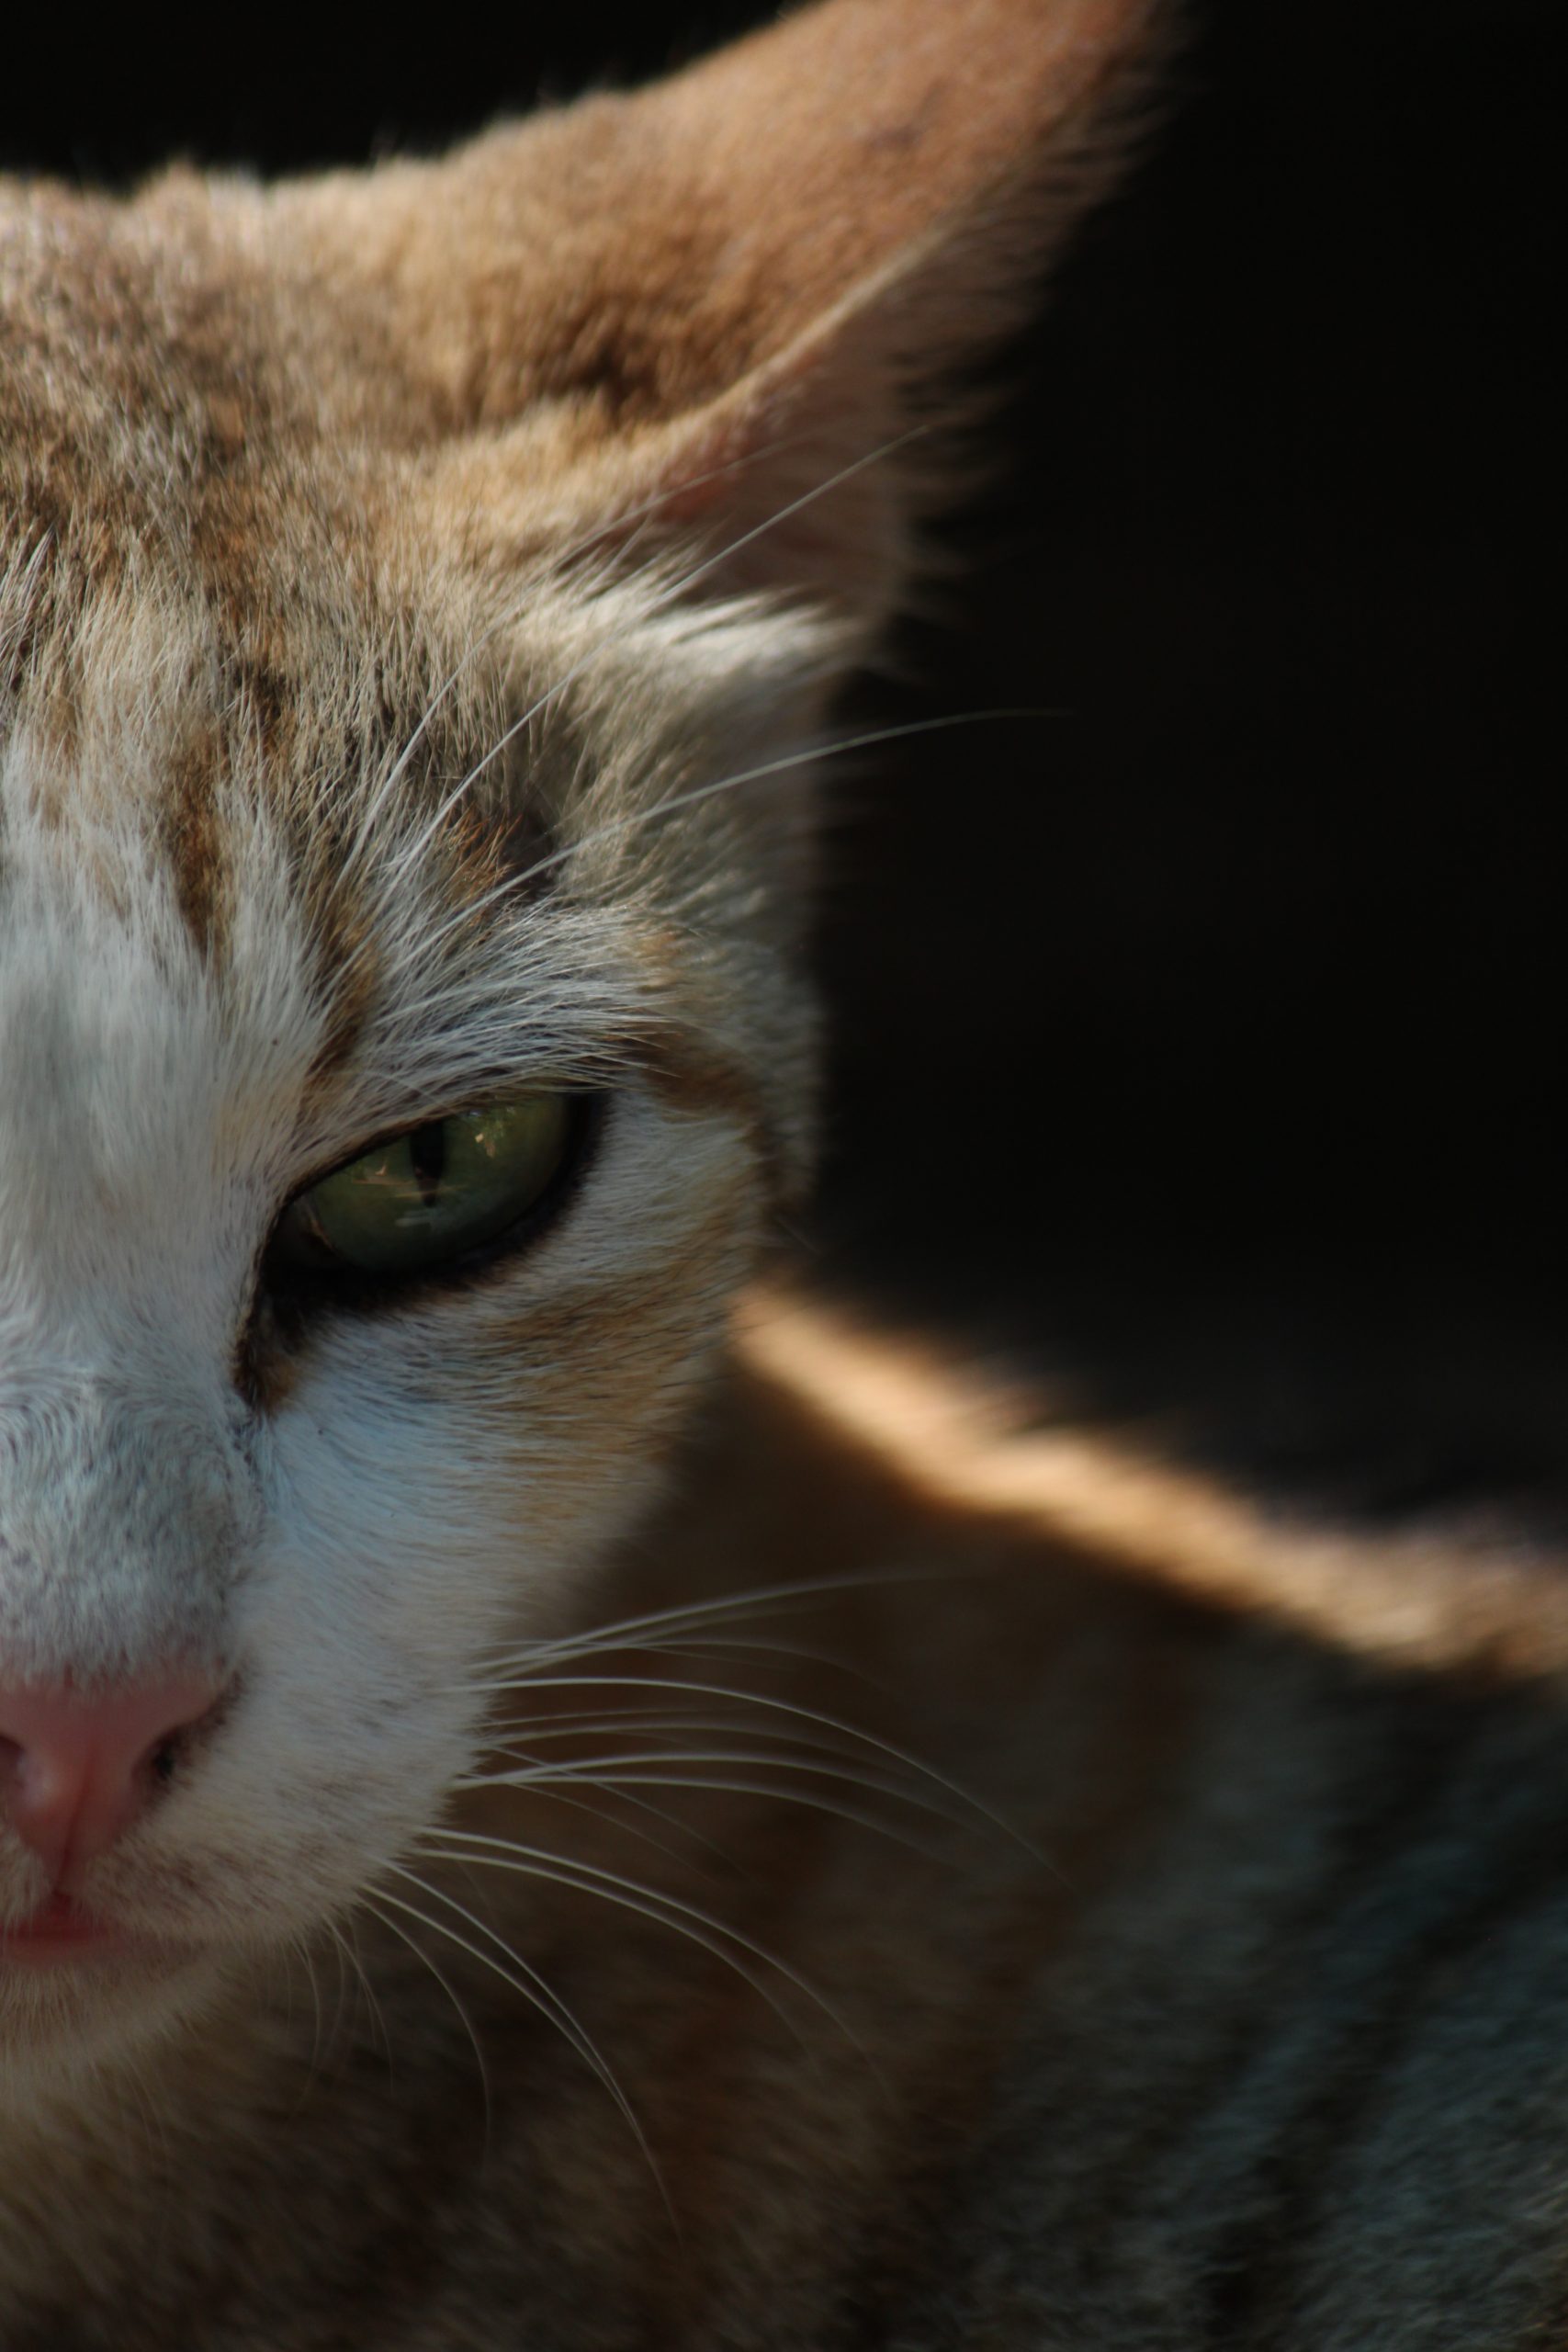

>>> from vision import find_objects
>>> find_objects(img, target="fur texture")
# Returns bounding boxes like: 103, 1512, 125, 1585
4, 2, 1564, 2345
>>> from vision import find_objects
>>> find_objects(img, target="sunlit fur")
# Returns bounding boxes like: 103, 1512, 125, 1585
0, 546, 836, 2081
7, 3, 1568, 2348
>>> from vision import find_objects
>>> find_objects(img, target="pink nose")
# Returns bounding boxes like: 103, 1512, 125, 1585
0, 1674, 224, 1883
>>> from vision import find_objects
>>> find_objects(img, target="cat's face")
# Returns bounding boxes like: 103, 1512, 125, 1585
0, 390, 828, 2069
0, 0, 1153, 2076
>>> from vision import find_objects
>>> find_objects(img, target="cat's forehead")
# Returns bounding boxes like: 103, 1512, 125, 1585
1, 179, 525, 906
0, 176, 492, 730
0, 388, 764, 1202
0, 171, 440, 524
1, 368, 624, 1188
0, 529, 500, 1031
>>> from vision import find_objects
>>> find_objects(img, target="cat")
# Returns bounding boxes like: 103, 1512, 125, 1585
4, 0, 1568, 2345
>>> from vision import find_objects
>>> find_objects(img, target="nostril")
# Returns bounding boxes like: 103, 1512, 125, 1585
136, 1695, 224, 1792
0, 1670, 230, 1873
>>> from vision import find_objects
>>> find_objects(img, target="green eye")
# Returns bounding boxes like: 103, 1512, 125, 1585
275, 1095, 576, 1281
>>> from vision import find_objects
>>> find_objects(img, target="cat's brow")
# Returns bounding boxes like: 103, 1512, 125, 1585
299, 996, 765, 1166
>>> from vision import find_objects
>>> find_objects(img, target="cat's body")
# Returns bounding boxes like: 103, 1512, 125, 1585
3, 1, 1564, 2345
8, 1306, 1568, 2349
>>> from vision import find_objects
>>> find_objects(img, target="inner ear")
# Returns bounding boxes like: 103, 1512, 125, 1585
507, 314, 910, 622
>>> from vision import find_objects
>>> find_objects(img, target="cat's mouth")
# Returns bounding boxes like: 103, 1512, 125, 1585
0, 1887, 223, 2075
1, 1893, 157, 1967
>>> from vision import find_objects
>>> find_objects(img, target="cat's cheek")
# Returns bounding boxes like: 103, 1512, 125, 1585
154, 1600, 475, 1939
181, 1097, 764, 1941
459, 1199, 761, 1573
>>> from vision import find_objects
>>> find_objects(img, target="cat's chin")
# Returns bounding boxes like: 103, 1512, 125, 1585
0, 1933, 224, 2092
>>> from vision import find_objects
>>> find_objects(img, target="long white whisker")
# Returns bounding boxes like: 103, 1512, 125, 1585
380, 427, 933, 893
491, 1768, 950, 1863
354, 424, 931, 944
465, 1741, 978, 1848
446, 1636, 874, 1716
322, 1916, 387, 2060
474, 1713, 971, 1809
301, 1934, 330, 2086
479, 1755, 732, 1868
491, 1634, 874, 1688
481, 1564, 951, 1667
474, 1705, 880, 1743
309, 1926, 349, 2071
460, 1670, 1042, 1863
344, 429, 841, 874
402, 707, 1052, 977
368, 1871, 668, 2212
581, 1634, 874, 1678
412, 1833, 872, 2075
355, 1895, 492, 2139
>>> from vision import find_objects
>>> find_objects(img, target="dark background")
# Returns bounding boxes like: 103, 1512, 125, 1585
5, 2, 1560, 1523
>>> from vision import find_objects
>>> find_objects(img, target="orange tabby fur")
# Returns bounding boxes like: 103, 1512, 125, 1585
5, 4, 1567, 2347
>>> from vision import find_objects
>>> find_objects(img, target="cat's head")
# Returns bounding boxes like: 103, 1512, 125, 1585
0, 0, 1156, 2076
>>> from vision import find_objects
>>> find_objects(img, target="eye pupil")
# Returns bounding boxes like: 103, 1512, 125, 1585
409, 1121, 446, 1205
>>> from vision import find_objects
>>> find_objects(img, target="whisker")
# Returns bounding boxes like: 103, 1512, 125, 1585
322, 1916, 388, 2060
367, 1871, 669, 2216
488, 1635, 874, 1691
466, 1742, 974, 1855
370, 426, 933, 907
467, 1705, 982, 1861
295, 1930, 328, 2087
412, 1829, 872, 2072
521, 1765, 953, 1863
459, 1670, 1043, 1864
477, 1756, 729, 1869
350, 416, 880, 873
444, 1637, 875, 1723
355, 1895, 493, 2141
475, 1713, 971, 1807
473, 1706, 896, 1749
480, 1563, 953, 1667
316, 1922, 353, 2062
402, 707, 1054, 976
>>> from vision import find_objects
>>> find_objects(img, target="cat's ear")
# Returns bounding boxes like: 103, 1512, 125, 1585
293, 0, 1162, 627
